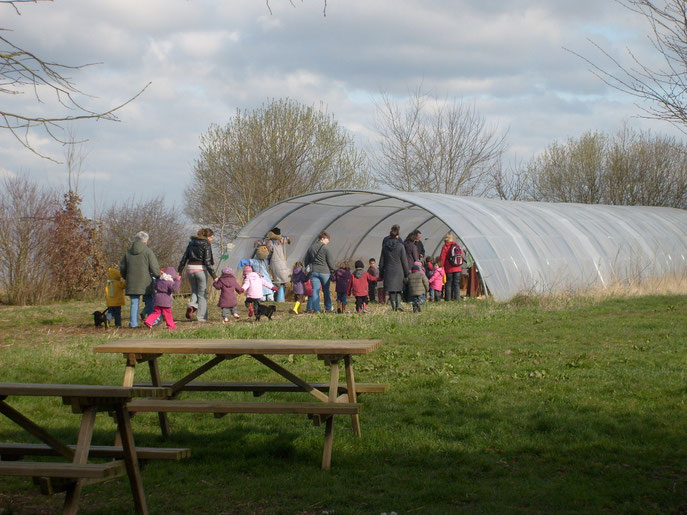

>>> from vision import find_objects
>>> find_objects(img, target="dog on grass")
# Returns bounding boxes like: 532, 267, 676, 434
254, 303, 276, 321
93, 308, 110, 328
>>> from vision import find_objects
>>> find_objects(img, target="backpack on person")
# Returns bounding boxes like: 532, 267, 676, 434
448, 243, 463, 267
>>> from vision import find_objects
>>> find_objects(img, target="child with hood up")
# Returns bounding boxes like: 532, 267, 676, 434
241, 264, 278, 318
428, 259, 445, 301
332, 261, 352, 313
407, 263, 430, 313
105, 267, 126, 327
213, 267, 244, 322
290, 261, 308, 315
348, 260, 376, 313
144, 266, 181, 329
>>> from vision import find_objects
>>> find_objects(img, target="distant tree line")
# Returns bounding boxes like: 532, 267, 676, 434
492, 127, 687, 209
4, 96, 687, 305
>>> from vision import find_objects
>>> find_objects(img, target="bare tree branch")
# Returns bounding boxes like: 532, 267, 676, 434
568, 0, 687, 133
1, 1, 149, 160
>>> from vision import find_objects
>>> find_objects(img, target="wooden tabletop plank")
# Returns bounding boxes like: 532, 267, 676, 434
94, 339, 384, 355
0, 383, 170, 399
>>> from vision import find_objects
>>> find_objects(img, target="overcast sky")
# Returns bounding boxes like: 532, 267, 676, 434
2, 0, 683, 216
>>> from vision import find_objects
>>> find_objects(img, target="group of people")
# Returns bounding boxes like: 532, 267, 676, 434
107, 228, 218, 329
296, 225, 466, 314
104, 223, 468, 328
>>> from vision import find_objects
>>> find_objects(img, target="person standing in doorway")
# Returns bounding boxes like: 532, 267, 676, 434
439, 233, 463, 301
379, 225, 409, 311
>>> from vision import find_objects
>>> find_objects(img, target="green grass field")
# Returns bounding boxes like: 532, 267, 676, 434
0, 293, 686, 514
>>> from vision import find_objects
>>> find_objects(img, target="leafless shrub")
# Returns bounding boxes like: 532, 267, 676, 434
522, 127, 687, 208
101, 197, 189, 269
0, 174, 58, 304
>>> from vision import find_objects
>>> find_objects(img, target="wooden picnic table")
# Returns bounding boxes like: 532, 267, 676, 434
94, 339, 384, 470
0, 383, 174, 515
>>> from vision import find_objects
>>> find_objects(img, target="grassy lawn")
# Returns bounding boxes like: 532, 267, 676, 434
0, 293, 686, 513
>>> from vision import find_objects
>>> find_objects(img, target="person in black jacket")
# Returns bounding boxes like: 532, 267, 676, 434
379, 225, 409, 311
178, 228, 216, 322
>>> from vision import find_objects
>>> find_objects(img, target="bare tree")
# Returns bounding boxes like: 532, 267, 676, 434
1, 0, 149, 161
572, 0, 687, 131
0, 174, 58, 304
487, 158, 530, 201
373, 89, 507, 195
523, 127, 687, 208
186, 98, 372, 244
102, 197, 189, 269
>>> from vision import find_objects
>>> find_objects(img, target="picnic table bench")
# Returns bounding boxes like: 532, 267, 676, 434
94, 339, 384, 470
0, 383, 190, 514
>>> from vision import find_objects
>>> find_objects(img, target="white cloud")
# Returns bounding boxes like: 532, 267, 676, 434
1, 0, 684, 215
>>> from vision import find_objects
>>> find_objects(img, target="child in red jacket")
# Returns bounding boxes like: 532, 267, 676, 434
348, 260, 377, 313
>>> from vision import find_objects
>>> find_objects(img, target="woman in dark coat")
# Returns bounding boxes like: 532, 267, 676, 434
378, 225, 409, 311
178, 228, 216, 322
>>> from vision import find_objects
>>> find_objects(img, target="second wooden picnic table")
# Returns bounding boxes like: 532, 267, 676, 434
93, 338, 383, 469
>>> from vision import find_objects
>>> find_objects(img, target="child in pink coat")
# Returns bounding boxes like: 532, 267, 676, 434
241, 264, 277, 317
428, 262, 445, 302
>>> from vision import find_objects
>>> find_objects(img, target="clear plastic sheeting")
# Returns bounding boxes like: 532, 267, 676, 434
227, 190, 687, 301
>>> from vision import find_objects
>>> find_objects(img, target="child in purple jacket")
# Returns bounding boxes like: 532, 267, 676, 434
332, 261, 352, 314
144, 266, 181, 329
213, 267, 244, 322
290, 261, 308, 315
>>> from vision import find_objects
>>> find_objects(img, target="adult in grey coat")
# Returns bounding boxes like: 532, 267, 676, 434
379, 226, 409, 311
120, 231, 160, 328
304, 230, 336, 313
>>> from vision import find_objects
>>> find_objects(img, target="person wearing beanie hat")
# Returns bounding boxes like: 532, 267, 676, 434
213, 267, 244, 322
333, 261, 352, 314
242, 264, 278, 318
348, 260, 376, 313
407, 262, 429, 313
144, 266, 181, 329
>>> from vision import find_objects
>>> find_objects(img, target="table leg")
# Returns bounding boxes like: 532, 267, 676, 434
344, 355, 361, 437
114, 404, 148, 515
116, 354, 138, 446
321, 415, 334, 471
148, 358, 171, 438
63, 407, 96, 515
123, 354, 137, 387
321, 359, 340, 471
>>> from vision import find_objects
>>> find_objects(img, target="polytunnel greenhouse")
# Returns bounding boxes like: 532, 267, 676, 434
226, 190, 687, 301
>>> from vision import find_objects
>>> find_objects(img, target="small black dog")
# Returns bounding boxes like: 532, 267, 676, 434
93, 308, 110, 328
254, 303, 276, 321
